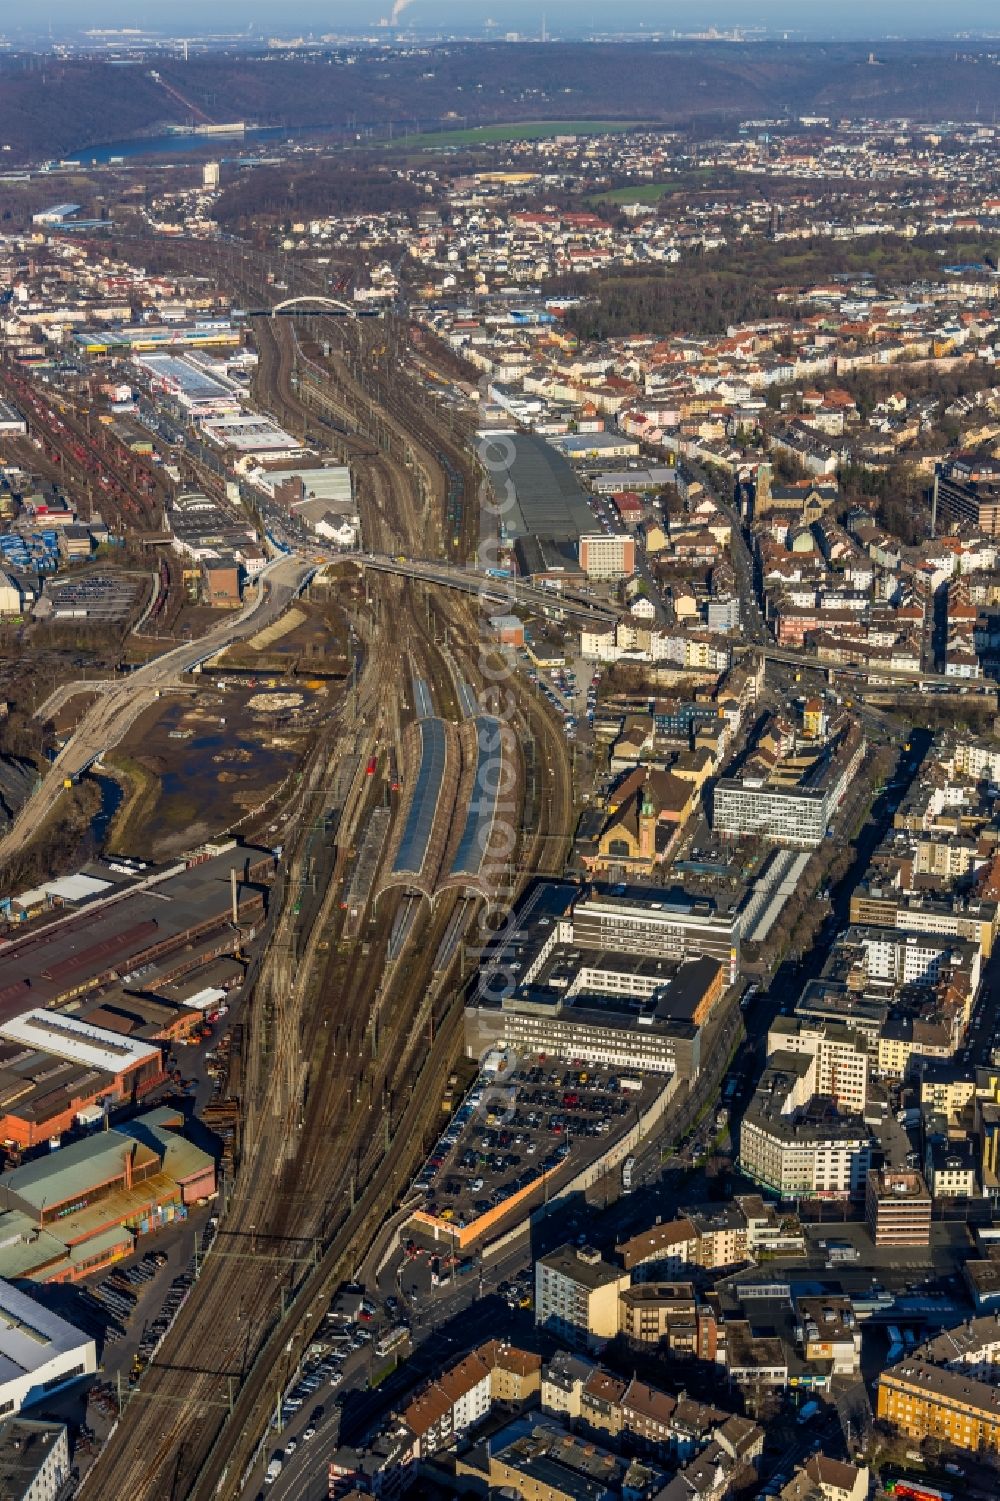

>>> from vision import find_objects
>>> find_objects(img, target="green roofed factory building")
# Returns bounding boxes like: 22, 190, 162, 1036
0, 1107, 215, 1284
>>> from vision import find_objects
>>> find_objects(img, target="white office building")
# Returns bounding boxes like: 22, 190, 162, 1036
0, 1281, 96, 1415
713, 777, 832, 848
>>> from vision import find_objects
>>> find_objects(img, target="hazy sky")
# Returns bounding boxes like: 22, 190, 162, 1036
16, 0, 1000, 37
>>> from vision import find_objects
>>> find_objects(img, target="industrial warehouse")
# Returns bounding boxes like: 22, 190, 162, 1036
0, 849, 268, 1149
481, 431, 596, 544
0, 1280, 96, 1415
0, 1106, 215, 1284
0, 842, 274, 1014
0, 1011, 164, 1150
135, 353, 244, 417
72, 322, 241, 356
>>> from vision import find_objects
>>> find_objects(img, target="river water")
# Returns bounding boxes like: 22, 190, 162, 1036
70, 123, 344, 165
89, 771, 124, 848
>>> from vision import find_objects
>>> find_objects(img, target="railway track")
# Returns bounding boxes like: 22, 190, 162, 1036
82, 377, 482, 1501
0, 371, 168, 532
79, 234, 577, 1501
84, 612, 432, 1500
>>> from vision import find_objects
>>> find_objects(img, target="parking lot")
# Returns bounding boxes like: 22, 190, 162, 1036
43, 572, 141, 622
252, 1284, 409, 1495
70, 1218, 211, 1482
411, 1056, 660, 1241
523, 653, 600, 745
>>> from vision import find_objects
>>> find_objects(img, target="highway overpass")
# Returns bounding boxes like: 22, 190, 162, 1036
357, 554, 620, 625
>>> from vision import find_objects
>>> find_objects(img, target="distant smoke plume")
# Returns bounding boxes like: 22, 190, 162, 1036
389, 0, 413, 22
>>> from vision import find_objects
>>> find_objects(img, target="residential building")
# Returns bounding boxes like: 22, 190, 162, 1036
479, 1340, 542, 1405
618, 1283, 698, 1351
399, 1351, 491, 1458
535, 1245, 630, 1351
328, 1423, 416, 1500
925, 1135, 979, 1198
618, 1219, 699, 1277
782, 1455, 870, 1501
739, 1056, 871, 1199
489, 1423, 666, 1501
0, 1419, 70, 1501
540, 1351, 596, 1422
766, 1018, 868, 1114
878, 1357, 1000, 1454
933, 462, 1000, 537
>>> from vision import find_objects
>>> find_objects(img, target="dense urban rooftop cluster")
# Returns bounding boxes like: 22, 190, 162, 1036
6, 102, 1000, 1501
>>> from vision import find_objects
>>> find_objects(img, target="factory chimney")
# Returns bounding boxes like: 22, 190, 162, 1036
230, 868, 239, 926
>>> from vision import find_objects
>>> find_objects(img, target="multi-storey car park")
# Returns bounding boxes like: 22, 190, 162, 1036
405, 1056, 673, 1254
393, 879, 731, 1253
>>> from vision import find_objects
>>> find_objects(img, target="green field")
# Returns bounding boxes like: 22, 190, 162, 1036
589, 181, 675, 205
400, 119, 650, 149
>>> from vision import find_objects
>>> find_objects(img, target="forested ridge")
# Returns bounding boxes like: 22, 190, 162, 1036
6, 40, 1000, 163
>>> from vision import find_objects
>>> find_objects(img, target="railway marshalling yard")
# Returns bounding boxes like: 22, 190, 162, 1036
59, 272, 576, 1501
